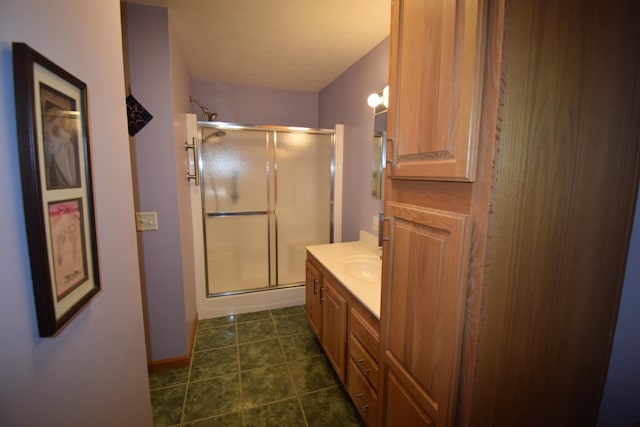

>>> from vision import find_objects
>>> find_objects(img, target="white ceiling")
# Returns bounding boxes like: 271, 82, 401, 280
125, 0, 391, 92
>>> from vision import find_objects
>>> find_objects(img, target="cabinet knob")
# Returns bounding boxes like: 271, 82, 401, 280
356, 358, 370, 377
355, 393, 369, 413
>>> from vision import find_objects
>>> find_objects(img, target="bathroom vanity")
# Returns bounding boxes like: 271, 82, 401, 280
305, 234, 382, 426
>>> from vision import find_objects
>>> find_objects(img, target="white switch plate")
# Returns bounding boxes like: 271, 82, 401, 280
372, 215, 379, 231
135, 212, 158, 231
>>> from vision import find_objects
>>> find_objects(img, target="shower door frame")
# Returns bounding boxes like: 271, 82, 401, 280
197, 121, 336, 298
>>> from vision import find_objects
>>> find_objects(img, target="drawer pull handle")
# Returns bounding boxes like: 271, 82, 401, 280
386, 138, 394, 164
356, 358, 370, 378
319, 287, 325, 302
355, 393, 369, 413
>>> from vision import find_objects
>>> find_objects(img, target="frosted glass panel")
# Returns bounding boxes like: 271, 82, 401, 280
276, 132, 332, 285
206, 215, 270, 293
199, 125, 333, 295
200, 128, 268, 213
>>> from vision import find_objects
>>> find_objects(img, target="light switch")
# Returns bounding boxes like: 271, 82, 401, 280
372, 215, 379, 231
135, 212, 158, 231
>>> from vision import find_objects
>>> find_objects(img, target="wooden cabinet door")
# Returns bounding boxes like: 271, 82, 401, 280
321, 278, 348, 382
387, 0, 485, 181
380, 201, 471, 426
384, 369, 434, 426
305, 258, 322, 339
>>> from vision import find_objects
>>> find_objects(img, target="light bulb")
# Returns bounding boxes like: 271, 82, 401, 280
383, 85, 389, 108
367, 93, 382, 108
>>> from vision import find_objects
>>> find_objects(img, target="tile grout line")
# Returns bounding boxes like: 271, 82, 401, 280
152, 306, 359, 426
179, 321, 199, 426
290, 306, 312, 427
276, 307, 311, 427
235, 316, 246, 427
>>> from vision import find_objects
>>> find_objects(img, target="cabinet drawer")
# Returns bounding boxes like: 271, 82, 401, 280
349, 307, 380, 362
349, 334, 379, 391
347, 358, 378, 427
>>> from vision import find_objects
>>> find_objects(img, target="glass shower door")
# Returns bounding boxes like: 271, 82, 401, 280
275, 131, 332, 285
200, 127, 273, 295
199, 124, 333, 297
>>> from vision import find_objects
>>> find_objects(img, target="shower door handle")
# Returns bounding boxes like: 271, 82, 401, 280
185, 137, 200, 186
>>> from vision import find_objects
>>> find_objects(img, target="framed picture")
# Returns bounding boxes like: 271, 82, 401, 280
12, 42, 100, 337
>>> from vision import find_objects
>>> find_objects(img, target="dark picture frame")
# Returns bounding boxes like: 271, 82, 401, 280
12, 42, 100, 337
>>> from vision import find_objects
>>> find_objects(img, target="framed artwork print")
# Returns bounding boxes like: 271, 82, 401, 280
12, 42, 100, 337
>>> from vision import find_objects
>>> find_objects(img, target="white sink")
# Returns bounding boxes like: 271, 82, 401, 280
343, 255, 381, 282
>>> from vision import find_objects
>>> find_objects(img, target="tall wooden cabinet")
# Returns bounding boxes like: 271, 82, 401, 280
387, 0, 486, 181
380, 0, 640, 425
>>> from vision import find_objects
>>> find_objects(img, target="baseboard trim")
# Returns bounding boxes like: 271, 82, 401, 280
148, 313, 199, 372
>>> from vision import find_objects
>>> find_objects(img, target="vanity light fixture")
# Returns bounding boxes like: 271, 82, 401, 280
367, 92, 383, 108
367, 85, 389, 114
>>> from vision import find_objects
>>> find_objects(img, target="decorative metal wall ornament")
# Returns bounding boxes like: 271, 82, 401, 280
126, 88, 153, 136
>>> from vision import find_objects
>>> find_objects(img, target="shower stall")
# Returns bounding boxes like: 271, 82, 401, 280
192, 121, 337, 304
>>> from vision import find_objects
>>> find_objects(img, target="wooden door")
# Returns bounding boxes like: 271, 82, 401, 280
380, 201, 471, 426
305, 258, 322, 339
387, 0, 486, 181
321, 278, 348, 382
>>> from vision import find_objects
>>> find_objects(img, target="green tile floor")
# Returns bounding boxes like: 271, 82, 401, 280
149, 305, 364, 427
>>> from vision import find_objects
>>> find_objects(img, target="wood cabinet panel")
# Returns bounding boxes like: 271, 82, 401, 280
321, 278, 347, 382
348, 306, 381, 426
349, 308, 380, 366
381, 201, 471, 426
348, 358, 379, 426
383, 369, 434, 427
305, 259, 322, 338
464, 0, 640, 424
349, 334, 379, 391
387, 0, 486, 181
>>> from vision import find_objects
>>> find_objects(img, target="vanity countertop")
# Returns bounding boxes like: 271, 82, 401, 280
306, 232, 382, 318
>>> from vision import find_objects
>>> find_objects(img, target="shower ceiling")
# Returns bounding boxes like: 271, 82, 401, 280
125, 0, 391, 92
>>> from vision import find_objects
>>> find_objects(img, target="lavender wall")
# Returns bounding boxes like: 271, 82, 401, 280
169, 13, 198, 357
598, 193, 640, 426
0, 0, 152, 425
191, 79, 319, 127
124, 4, 194, 361
319, 38, 389, 242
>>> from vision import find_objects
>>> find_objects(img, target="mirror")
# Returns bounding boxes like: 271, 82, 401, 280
372, 110, 387, 200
